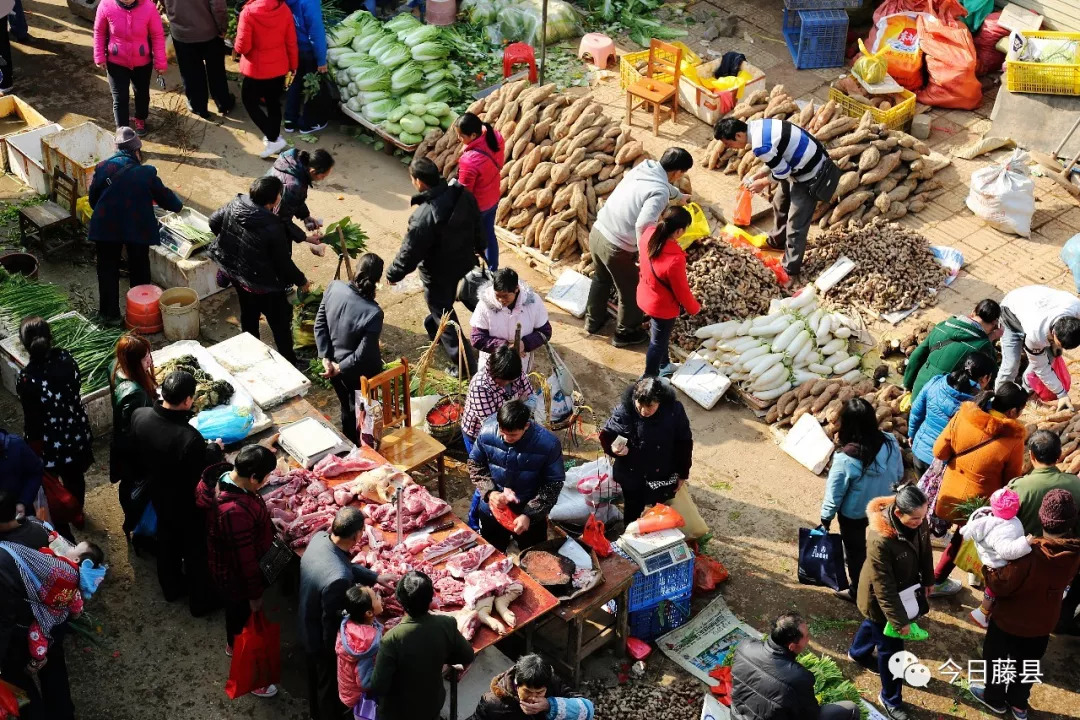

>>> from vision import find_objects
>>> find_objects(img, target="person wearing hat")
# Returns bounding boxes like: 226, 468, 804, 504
87, 127, 183, 326
970, 489, 1080, 718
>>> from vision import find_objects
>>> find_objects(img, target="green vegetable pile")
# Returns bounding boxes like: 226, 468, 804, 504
0, 275, 70, 329
797, 653, 869, 720
459, 0, 581, 46
48, 316, 125, 395
292, 285, 324, 349
154, 354, 236, 413
323, 217, 369, 259
327, 11, 462, 147
580, 0, 689, 48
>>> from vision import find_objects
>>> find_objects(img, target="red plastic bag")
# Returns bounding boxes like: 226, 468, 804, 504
974, 12, 1008, 75
225, 612, 281, 699
916, 14, 982, 109
636, 504, 685, 534
694, 553, 730, 592
41, 471, 83, 529
582, 513, 612, 557
1026, 355, 1072, 402
708, 665, 733, 705
732, 187, 752, 227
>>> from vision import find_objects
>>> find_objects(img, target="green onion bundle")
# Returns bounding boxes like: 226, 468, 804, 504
0, 275, 70, 327
49, 316, 124, 394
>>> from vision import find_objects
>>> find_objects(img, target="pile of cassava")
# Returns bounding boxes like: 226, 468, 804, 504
702, 85, 950, 230
880, 319, 936, 374
1025, 411, 1080, 474
800, 220, 948, 313
420, 80, 650, 273
672, 237, 783, 351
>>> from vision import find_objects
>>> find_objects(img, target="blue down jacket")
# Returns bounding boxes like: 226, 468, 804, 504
910, 373, 975, 465
470, 418, 565, 519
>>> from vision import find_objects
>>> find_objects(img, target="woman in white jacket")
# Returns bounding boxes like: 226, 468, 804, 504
470, 268, 552, 374
961, 487, 1032, 628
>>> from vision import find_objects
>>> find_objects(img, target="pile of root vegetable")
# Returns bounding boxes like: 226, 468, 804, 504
801, 220, 947, 313
1025, 411, 1080, 474
590, 677, 702, 720
702, 85, 951, 230
421, 80, 654, 274
880, 319, 935, 375
672, 237, 783, 350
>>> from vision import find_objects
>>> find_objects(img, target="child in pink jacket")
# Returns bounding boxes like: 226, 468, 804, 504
93, 0, 167, 134
336, 585, 383, 710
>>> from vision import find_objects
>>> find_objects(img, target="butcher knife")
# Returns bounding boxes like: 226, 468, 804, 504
428, 540, 477, 566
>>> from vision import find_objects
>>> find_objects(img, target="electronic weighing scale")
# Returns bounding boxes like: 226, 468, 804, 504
617, 527, 693, 576
158, 208, 213, 259
278, 417, 352, 468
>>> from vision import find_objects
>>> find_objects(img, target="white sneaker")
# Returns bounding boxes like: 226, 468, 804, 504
260, 136, 287, 159
969, 607, 990, 628
968, 572, 983, 588
929, 578, 963, 597
251, 684, 277, 698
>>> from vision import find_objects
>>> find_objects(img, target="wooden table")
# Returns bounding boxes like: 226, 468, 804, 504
530, 549, 638, 687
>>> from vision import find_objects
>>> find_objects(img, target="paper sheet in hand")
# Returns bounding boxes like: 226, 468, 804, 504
899, 583, 922, 621
671, 355, 731, 410
546, 270, 592, 318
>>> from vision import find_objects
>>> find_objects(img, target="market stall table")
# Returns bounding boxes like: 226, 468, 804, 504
529, 549, 637, 686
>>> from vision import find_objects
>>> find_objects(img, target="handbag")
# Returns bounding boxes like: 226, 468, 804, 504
808, 159, 842, 202
259, 537, 296, 586
798, 525, 848, 591
456, 261, 491, 313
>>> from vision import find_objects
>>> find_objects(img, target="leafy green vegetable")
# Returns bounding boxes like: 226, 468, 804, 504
411, 41, 449, 62
391, 62, 424, 92
0, 275, 70, 328
322, 217, 369, 259
399, 114, 426, 135
48, 315, 125, 394
797, 653, 869, 720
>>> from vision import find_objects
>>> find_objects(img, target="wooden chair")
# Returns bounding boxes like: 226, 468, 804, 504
19, 167, 80, 257
625, 39, 683, 136
360, 357, 448, 499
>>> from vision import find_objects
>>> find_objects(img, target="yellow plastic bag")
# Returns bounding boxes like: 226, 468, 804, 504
853, 38, 889, 85
722, 224, 768, 248
954, 536, 984, 582
670, 483, 709, 540
677, 202, 711, 249
898, 392, 912, 413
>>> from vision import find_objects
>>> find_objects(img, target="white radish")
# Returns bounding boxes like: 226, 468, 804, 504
753, 382, 792, 401
806, 309, 824, 335
787, 287, 817, 310
737, 344, 771, 368
748, 353, 784, 378
752, 311, 787, 328
823, 350, 850, 368
819, 337, 847, 356
737, 318, 753, 335
808, 362, 833, 374
833, 326, 853, 339
815, 315, 833, 343
793, 368, 823, 385
700, 349, 716, 361
771, 321, 805, 353
787, 330, 812, 359
768, 298, 784, 314
720, 324, 740, 339
751, 363, 788, 390
694, 321, 737, 339
750, 318, 791, 337
840, 369, 864, 383
730, 337, 761, 352
793, 342, 816, 367
833, 355, 862, 374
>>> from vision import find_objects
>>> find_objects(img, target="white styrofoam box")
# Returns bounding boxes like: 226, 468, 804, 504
780, 413, 836, 475
545, 269, 592, 318
0, 95, 49, 172
0, 349, 19, 395
671, 354, 731, 410
678, 61, 765, 127
208, 332, 311, 408
41, 121, 114, 198
6, 123, 62, 194
149, 244, 225, 300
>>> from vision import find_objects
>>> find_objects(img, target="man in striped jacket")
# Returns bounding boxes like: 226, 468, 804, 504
715, 118, 836, 286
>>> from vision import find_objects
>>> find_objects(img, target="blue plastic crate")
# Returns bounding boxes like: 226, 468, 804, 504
627, 556, 694, 612
785, 0, 861, 9
628, 591, 692, 641
783, 8, 848, 70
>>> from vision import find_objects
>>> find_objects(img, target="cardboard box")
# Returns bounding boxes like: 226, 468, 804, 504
998, 3, 1044, 33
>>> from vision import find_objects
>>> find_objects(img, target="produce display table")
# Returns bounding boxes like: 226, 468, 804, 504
529, 549, 637, 686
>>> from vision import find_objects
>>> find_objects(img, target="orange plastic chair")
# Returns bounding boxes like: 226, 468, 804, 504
625, 39, 682, 136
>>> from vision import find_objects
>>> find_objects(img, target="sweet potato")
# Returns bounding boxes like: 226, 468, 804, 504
860, 151, 902, 185
829, 191, 873, 224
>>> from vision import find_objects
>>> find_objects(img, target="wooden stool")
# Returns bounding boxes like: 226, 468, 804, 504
625, 39, 683, 136
19, 167, 80, 257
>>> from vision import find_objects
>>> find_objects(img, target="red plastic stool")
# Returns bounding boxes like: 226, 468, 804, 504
502, 42, 538, 83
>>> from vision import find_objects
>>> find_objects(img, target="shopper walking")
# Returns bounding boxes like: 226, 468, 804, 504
585, 147, 692, 346
908, 352, 995, 474
903, 300, 1001, 401
283, 0, 330, 133
88, 128, 183, 325
209, 175, 310, 365
821, 398, 904, 600
455, 112, 504, 269
636, 206, 699, 378
470, 267, 551, 374
234, 0, 298, 158
163, 0, 236, 118
93, 0, 167, 133
848, 484, 934, 720
315, 253, 386, 444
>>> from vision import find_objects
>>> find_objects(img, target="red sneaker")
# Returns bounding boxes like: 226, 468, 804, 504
133, 118, 147, 136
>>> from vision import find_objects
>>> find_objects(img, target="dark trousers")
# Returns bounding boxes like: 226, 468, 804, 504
0, 20, 13, 90
51, 463, 87, 542
1, 633, 74, 720
838, 514, 869, 591
284, 52, 330, 127
422, 279, 477, 375
481, 206, 498, 270
97, 242, 150, 320
982, 620, 1048, 710
106, 62, 152, 128
934, 526, 964, 584
331, 375, 359, 444
644, 317, 676, 377
155, 503, 219, 616
241, 74, 286, 142
849, 618, 904, 707
225, 599, 252, 647
585, 227, 644, 335
912, 456, 930, 476
478, 510, 547, 552
234, 286, 297, 364
10, 0, 28, 40
307, 650, 349, 720
173, 36, 232, 115
767, 178, 815, 277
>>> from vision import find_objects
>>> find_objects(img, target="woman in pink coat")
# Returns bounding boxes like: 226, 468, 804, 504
93, 0, 167, 134
455, 112, 504, 269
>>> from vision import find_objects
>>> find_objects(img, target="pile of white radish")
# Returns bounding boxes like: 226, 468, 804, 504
690, 287, 865, 402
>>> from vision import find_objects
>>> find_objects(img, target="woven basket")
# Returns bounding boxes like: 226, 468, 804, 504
426, 394, 464, 445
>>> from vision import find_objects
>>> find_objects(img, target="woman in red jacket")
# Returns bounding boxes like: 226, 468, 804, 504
637, 207, 700, 378
455, 112, 505, 269
234, 0, 298, 159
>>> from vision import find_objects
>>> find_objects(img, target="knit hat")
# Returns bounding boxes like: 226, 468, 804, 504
1039, 489, 1078, 535
114, 126, 141, 152
990, 488, 1020, 520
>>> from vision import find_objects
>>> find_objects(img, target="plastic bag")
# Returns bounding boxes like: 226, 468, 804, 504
732, 187, 752, 226
708, 665, 733, 705
669, 484, 708, 539
797, 526, 848, 591
953, 536, 984, 581
965, 148, 1034, 237
581, 513, 612, 557
853, 38, 889, 84
916, 14, 982, 109
677, 203, 711, 249
1061, 234, 1080, 292
193, 403, 255, 444
634, 503, 685, 534
693, 553, 729, 592
961, 0, 992, 32
42, 471, 83, 529
974, 12, 1009, 75
225, 612, 281, 699
1026, 355, 1071, 402
871, 12, 927, 90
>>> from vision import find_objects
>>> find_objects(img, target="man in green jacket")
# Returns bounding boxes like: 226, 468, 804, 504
369, 570, 475, 720
904, 300, 1001, 401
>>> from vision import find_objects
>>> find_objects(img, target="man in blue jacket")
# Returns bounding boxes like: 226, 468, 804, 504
468, 399, 565, 551
0, 428, 42, 517
284, 0, 329, 134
